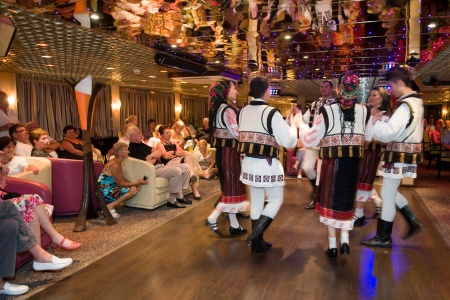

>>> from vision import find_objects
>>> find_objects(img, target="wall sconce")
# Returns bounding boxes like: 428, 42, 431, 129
111, 100, 121, 110
7, 97, 15, 106
443, 109, 448, 116
175, 104, 182, 114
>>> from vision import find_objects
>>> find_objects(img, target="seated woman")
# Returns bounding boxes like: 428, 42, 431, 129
292, 139, 305, 179
196, 139, 218, 180
29, 128, 52, 158
171, 120, 188, 149
98, 142, 148, 218
157, 125, 201, 200
59, 125, 83, 160
0, 137, 39, 175
0, 166, 80, 251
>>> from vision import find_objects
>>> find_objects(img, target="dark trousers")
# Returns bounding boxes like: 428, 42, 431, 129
0, 201, 37, 277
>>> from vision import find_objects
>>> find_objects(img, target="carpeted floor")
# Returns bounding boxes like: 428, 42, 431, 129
3, 179, 221, 299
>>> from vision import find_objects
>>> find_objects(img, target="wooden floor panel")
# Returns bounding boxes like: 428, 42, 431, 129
27, 179, 450, 299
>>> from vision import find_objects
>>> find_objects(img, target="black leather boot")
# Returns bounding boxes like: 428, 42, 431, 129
399, 205, 424, 240
361, 219, 393, 248
249, 219, 272, 250
305, 179, 317, 210
248, 216, 273, 253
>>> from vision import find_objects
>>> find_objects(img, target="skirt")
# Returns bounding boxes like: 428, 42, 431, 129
356, 144, 383, 202
216, 146, 247, 204
317, 157, 360, 230
7, 194, 52, 224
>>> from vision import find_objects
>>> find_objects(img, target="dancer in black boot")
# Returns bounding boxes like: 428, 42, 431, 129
361, 219, 393, 248
399, 205, 424, 239
361, 67, 424, 249
238, 77, 300, 254
249, 219, 272, 251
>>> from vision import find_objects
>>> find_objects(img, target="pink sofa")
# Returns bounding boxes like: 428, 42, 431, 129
48, 158, 104, 216
6, 177, 53, 269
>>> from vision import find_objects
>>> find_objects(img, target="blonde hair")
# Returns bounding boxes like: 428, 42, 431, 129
125, 115, 138, 124
29, 128, 48, 145
113, 142, 128, 157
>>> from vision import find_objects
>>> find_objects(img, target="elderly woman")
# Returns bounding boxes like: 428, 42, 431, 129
171, 120, 188, 148
59, 125, 83, 160
29, 128, 52, 158
0, 139, 80, 251
0, 137, 39, 175
157, 125, 201, 200
98, 142, 148, 218
197, 139, 218, 180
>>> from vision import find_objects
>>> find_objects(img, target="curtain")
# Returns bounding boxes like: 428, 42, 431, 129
16, 75, 111, 140
180, 95, 208, 128
119, 87, 174, 131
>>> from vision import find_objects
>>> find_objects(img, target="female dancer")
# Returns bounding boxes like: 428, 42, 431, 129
353, 87, 392, 226
206, 80, 249, 236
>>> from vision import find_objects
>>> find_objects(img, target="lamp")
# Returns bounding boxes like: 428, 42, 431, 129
112, 100, 121, 110
175, 104, 182, 114
7, 96, 15, 106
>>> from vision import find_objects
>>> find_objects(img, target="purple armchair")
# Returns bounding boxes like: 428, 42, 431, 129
48, 158, 104, 216
6, 177, 53, 269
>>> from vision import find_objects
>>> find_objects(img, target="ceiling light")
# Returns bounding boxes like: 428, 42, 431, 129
42, 55, 52, 58
140, 79, 147, 82
106, 67, 114, 70
36, 43, 49, 47
90, 13, 100, 20
284, 35, 291, 40
149, 75, 156, 78
171, 44, 177, 48
428, 22, 437, 28
303, 55, 308, 59
46, 64, 55, 67
409, 50, 416, 54
315, 68, 320, 70
203, 86, 208, 88
180, 81, 187, 84
160, 70, 167, 73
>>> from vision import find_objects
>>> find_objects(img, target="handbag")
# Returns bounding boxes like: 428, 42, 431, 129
0, 187, 22, 200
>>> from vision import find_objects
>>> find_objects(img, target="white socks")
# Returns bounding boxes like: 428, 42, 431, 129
207, 210, 221, 224
328, 237, 336, 249
355, 208, 364, 218
341, 231, 349, 245
228, 213, 239, 228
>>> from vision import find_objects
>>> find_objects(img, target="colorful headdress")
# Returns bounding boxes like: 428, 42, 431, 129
337, 71, 359, 136
208, 80, 232, 134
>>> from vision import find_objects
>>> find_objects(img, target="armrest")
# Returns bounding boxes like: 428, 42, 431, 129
10, 157, 52, 190
6, 177, 52, 205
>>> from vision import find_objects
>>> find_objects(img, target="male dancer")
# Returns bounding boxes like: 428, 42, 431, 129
302, 80, 336, 209
362, 67, 424, 248
238, 76, 299, 253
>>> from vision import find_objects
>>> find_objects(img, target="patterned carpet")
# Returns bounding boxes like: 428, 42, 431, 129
3, 179, 221, 299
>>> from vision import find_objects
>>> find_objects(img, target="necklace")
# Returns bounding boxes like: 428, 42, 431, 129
2, 156, 13, 165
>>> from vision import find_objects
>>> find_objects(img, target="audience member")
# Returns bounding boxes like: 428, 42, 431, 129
195, 117, 210, 144
29, 129, 52, 158
0, 201, 73, 296
125, 115, 138, 126
292, 139, 305, 179
197, 139, 218, 180
26, 121, 59, 157
98, 142, 148, 218
142, 118, 157, 140
443, 120, 450, 136
0, 137, 39, 175
429, 119, 443, 148
59, 125, 83, 160
182, 116, 196, 137
126, 126, 188, 208
171, 120, 189, 148
118, 123, 135, 145
157, 125, 201, 200
0, 165, 80, 250
9, 124, 32, 156
0, 91, 19, 137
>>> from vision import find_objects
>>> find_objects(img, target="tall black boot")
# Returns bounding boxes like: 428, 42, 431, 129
361, 219, 393, 248
248, 215, 273, 253
399, 205, 424, 240
249, 219, 272, 250
305, 179, 317, 210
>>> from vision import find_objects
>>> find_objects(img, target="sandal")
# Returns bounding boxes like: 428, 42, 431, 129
109, 209, 120, 219
51, 237, 81, 251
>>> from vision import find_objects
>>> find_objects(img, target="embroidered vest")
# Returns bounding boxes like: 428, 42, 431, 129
382, 93, 424, 164
237, 101, 280, 158
319, 103, 370, 158
211, 104, 238, 148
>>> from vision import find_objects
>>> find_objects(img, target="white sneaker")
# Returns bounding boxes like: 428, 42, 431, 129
33, 255, 73, 272
0, 282, 29, 296
109, 209, 120, 219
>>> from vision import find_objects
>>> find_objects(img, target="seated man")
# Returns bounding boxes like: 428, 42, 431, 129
126, 126, 191, 208
26, 121, 59, 158
9, 124, 32, 157
0, 201, 73, 296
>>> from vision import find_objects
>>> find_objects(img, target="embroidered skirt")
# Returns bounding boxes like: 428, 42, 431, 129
356, 144, 383, 202
316, 157, 360, 230
216, 146, 247, 205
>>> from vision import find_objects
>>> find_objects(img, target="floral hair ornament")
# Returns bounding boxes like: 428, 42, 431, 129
338, 71, 360, 124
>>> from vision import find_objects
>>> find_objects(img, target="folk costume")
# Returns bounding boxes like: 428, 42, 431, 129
206, 81, 249, 236
299, 71, 373, 259
238, 95, 297, 252
362, 91, 424, 248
